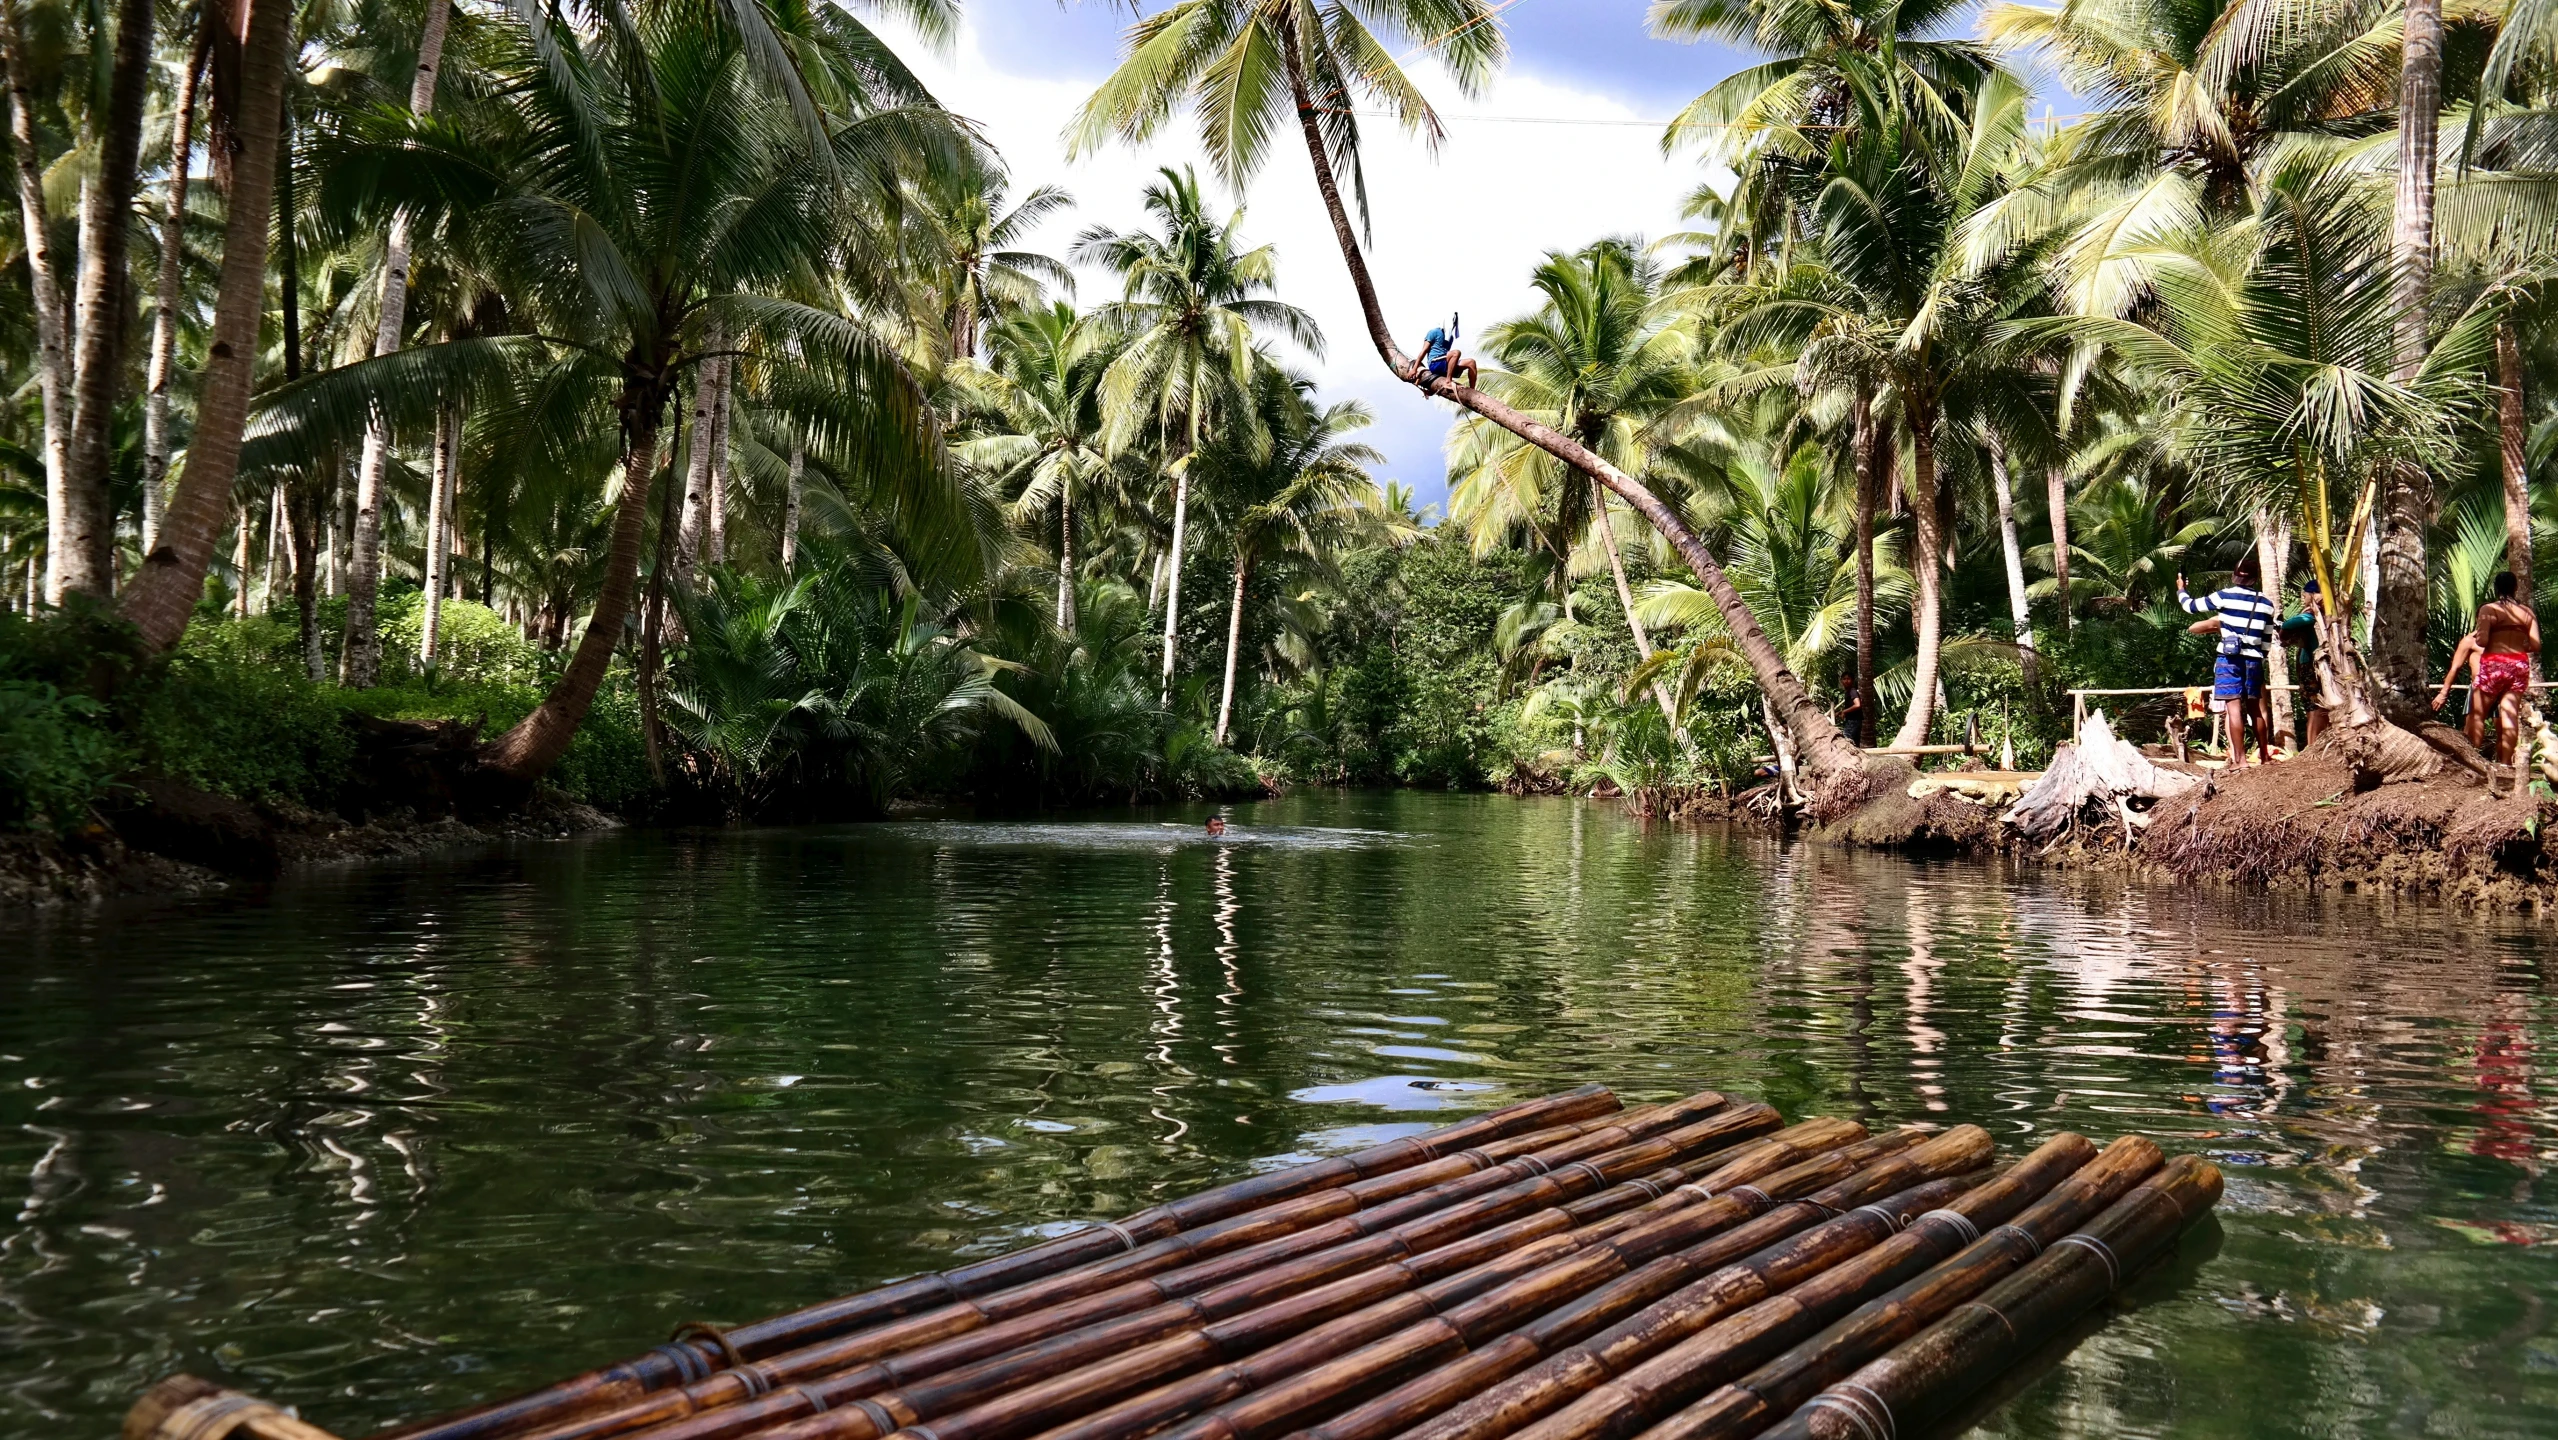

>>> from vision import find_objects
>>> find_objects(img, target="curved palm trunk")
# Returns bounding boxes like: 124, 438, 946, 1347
3, 0, 69, 603
482, 368, 671, 782
1272, 24, 1861, 786
122, 0, 295, 651
706, 352, 732, 564
1987, 433, 2037, 691
1853, 393, 1883, 745
58, 0, 155, 599
143, 22, 209, 556
343, 0, 453, 686
2368, 0, 2444, 718
1892, 407, 1944, 750
1215, 550, 1248, 746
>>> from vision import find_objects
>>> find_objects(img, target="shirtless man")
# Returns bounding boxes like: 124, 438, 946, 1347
2435, 572, 2542, 764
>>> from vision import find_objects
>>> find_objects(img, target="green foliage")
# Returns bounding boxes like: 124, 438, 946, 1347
377, 593, 550, 688
0, 680, 122, 831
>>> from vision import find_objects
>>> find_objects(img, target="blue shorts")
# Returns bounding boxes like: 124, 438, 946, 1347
1424, 355, 1454, 378
2213, 653, 2267, 701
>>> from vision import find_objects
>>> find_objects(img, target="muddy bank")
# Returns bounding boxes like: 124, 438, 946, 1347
2, 784, 619, 910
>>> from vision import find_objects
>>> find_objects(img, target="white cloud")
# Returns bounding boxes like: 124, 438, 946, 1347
893, 18, 1713, 510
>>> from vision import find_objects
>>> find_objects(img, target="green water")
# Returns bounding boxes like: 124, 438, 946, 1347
4, 792, 2554, 1438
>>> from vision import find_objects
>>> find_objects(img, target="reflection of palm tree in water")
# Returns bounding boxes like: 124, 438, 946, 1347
1212, 846, 1242, 1069
1903, 883, 1947, 1114
1148, 856, 1190, 1144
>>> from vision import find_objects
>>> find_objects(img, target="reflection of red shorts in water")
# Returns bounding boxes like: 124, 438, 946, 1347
2476, 652, 2532, 709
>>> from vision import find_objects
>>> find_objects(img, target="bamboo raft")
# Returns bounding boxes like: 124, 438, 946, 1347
124, 1086, 2222, 1440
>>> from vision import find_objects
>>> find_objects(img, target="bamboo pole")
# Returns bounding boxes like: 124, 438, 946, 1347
1318, 1135, 2099, 1440
1305, 1168, 1993, 1440
1076, 1130, 1993, 1440
1634, 1135, 2165, 1440
1744, 1153, 2224, 1440
952, 1130, 1972, 1440
651, 1112, 1826, 1440
514, 1099, 1756, 1440
368, 1088, 1626, 1440
1465, 1135, 2149, 1440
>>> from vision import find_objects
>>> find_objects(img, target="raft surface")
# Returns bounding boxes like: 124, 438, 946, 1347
124, 1087, 2221, 1440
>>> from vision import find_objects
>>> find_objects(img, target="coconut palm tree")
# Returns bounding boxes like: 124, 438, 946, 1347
1447, 238, 1697, 724
917, 163, 1076, 362
1196, 370, 1388, 745
956, 301, 1122, 632
1072, 166, 1319, 701
246, 0, 968, 784
1071, 0, 1869, 790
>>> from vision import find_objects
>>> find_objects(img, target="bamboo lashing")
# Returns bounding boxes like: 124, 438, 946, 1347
513, 1096, 1767, 1440
1743, 1153, 2225, 1440
123, 1088, 2225, 1440
367, 1087, 1626, 1440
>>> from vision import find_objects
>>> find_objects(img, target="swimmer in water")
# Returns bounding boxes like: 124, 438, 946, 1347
1206, 816, 1228, 838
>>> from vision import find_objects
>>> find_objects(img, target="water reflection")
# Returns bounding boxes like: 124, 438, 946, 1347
2, 795, 2554, 1438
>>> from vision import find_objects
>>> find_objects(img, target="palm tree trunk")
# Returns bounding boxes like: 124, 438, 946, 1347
2500, 319, 2533, 610
419, 399, 457, 669
1270, 21, 1861, 787
1590, 479, 1677, 726
231, 502, 251, 617
2256, 508, 2296, 743
342, 0, 452, 686
781, 433, 803, 569
1987, 432, 2037, 690
1853, 394, 1882, 745
143, 21, 209, 557
1215, 550, 1248, 746
289, 477, 323, 680
4, 0, 71, 603
1892, 406, 1944, 749
2046, 462, 2071, 631
122, 0, 295, 651
640, 406, 681, 784
482, 365, 673, 783
1057, 485, 1075, 632
675, 353, 719, 589
706, 351, 732, 566
2369, 0, 2445, 717
1159, 461, 1190, 704
56, 0, 155, 600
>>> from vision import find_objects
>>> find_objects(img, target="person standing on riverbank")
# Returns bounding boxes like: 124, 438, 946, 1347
2180, 557, 2281, 768
2435, 572, 2541, 765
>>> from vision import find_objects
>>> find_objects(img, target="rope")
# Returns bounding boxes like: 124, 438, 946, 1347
1728, 1185, 1773, 1209
670, 1321, 744, 1371
1674, 1182, 1716, 1203
1992, 1224, 2044, 1258
2057, 1232, 2123, 1288
156, 1394, 269, 1440
1097, 1219, 1140, 1252
1917, 1208, 1980, 1245
650, 1343, 709, 1385
789, 1387, 831, 1416
1850, 1203, 1907, 1231
1562, 1160, 1609, 1188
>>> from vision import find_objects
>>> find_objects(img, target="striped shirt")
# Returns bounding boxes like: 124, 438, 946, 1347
2181, 585, 2278, 659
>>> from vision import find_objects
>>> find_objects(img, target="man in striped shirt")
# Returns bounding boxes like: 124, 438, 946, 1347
2180, 556, 2281, 767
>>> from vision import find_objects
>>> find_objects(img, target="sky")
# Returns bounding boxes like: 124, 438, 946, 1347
873, 1, 1965, 515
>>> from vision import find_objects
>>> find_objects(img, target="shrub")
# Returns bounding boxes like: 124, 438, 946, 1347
0, 679, 123, 830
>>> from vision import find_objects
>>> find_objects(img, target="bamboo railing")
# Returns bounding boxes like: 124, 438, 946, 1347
124, 1087, 2222, 1440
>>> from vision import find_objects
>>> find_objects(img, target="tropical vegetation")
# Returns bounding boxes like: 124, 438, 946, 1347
5, 0, 2557, 835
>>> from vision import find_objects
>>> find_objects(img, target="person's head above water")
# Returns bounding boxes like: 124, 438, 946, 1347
1206, 816, 1228, 837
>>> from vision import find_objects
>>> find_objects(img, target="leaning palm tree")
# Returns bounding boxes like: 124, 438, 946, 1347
255, 0, 968, 785
1072, 166, 1319, 701
1195, 370, 1387, 744
1070, 0, 1870, 796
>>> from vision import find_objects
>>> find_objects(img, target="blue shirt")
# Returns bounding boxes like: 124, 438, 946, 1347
2181, 585, 2278, 659
1421, 328, 1452, 364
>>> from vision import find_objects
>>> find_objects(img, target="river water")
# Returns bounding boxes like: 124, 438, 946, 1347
4, 792, 2553, 1438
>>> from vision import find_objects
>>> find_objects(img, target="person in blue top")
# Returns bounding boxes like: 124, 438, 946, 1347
2179, 555, 2282, 767
1411, 314, 1478, 390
